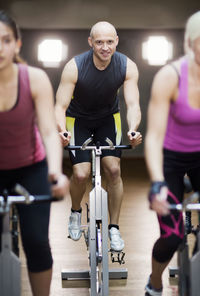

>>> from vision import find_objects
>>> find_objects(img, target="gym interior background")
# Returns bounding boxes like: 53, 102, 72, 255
1, 1, 200, 296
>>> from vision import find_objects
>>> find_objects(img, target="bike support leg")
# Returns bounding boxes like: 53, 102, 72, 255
101, 188, 109, 296
0, 212, 21, 296
190, 231, 200, 296
90, 188, 98, 295
177, 241, 190, 296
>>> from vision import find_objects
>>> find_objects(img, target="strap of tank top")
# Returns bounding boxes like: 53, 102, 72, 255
179, 58, 188, 100
18, 63, 32, 100
169, 59, 187, 100
169, 63, 179, 78
168, 62, 181, 91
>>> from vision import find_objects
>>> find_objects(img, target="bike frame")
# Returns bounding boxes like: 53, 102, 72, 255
0, 185, 58, 296
0, 202, 21, 296
90, 145, 109, 295
169, 192, 200, 296
62, 138, 130, 295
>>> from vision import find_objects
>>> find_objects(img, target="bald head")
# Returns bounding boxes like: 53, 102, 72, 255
90, 21, 117, 39
88, 21, 119, 66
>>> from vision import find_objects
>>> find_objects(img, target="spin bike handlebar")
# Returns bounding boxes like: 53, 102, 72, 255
168, 191, 200, 211
0, 183, 61, 214
64, 137, 132, 151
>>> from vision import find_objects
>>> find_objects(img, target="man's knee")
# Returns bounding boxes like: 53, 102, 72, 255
73, 166, 90, 184
103, 163, 121, 181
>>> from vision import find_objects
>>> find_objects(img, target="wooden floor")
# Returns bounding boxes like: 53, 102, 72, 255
20, 158, 181, 296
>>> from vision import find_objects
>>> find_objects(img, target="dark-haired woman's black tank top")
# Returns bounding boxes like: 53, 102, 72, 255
66, 50, 127, 120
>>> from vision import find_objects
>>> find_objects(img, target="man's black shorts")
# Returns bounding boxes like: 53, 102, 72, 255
66, 112, 122, 165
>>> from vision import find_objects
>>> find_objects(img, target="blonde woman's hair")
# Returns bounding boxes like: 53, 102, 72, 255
184, 11, 200, 55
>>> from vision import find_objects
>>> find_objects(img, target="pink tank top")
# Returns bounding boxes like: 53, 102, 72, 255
163, 59, 200, 152
0, 64, 46, 170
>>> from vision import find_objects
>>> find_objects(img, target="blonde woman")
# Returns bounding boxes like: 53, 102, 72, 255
145, 11, 200, 296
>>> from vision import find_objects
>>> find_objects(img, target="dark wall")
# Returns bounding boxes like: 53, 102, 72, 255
20, 28, 184, 156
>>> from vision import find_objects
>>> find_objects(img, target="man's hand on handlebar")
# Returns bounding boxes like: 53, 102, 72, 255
48, 173, 69, 199
148, 181, 170, 216
127, 131, 142, 147
59, 131, 71, 147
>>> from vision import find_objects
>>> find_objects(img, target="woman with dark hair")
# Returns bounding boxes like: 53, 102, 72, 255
144, 11, 200, 296
0, 10, 69, 295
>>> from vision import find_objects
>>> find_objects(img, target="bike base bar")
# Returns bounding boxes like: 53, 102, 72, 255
61, 268, 128, 281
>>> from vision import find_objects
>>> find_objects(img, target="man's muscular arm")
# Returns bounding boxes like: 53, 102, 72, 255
123, 58, 142, 147
55, 58, 78, 146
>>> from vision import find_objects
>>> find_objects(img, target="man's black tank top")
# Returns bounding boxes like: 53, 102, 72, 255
66, 50, 127, 120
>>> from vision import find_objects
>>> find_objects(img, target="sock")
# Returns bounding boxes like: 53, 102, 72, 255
148, 275, 163, 292
71, 207, 82, 213
108, 224, 119, 230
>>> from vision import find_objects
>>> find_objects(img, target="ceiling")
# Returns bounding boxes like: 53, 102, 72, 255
2, 0, 200, 29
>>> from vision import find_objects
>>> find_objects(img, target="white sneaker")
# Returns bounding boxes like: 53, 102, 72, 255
145, 277, 163, 296
68, 211, 82, 241
109, 227, 124, 251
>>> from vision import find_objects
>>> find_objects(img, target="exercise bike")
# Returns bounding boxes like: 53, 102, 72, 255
62, 136, 132, 296
0, 184, 60, 296
169, 191, 200, 296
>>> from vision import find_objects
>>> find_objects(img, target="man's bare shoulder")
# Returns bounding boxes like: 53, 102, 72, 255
61, 58, 78, 83
63, 58, 76, 70
126, 57, 139, 80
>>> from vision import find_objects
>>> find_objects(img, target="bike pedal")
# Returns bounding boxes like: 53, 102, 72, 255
110, 250, 125, 265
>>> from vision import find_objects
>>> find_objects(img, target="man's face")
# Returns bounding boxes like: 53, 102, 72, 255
88, 30, 119, 63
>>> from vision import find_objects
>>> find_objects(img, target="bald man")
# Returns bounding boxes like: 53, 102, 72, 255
55, 21, 142, 251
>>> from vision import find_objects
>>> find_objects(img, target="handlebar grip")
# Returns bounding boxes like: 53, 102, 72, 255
63, 132, 68, 138
64, 145, 82, 150
51, 180, 58, 185
168, 204, 182, 211
115, 145, 132, 150
33, 195, 61, 202
131, 132, 136, 137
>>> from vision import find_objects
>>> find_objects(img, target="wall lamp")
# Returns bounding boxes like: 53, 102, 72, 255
142, 36, 173, 66
38, 39, 68, 68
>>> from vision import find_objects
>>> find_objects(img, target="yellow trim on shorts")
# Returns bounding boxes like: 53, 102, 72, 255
113, 112, 122, 145
66, 116, 75, 145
